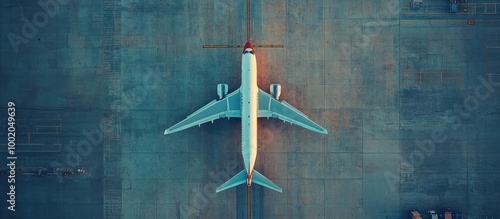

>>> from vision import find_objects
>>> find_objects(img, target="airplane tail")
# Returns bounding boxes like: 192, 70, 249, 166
216, 169, 282, 193
216, 170, 247, 193
252, 170, 282, 193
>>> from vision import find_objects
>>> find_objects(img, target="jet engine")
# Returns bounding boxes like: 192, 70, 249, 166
217, 84, 228, 100
270, 84, 281, 100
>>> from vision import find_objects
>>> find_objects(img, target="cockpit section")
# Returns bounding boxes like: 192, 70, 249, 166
243, 49, 254, 55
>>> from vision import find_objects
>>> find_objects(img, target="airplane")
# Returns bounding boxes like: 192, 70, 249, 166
163, 41, 328, 193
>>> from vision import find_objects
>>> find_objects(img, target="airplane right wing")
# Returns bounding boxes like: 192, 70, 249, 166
164, 89, 241, 135
258, 89, 328, 134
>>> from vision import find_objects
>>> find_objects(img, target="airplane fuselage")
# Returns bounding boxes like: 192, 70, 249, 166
241, 42, 258, 185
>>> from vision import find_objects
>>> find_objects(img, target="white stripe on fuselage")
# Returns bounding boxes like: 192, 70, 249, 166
241, 48, 257, 184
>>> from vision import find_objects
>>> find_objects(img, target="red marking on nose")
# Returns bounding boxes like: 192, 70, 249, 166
243, 42, 253, 51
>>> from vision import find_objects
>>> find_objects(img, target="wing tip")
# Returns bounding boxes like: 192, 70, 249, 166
164, 129, 171, 135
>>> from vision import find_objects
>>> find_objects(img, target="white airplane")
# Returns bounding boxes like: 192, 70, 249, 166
164, 41, 328, 193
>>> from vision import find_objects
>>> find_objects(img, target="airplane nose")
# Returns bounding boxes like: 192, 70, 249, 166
243, 41, 253, 51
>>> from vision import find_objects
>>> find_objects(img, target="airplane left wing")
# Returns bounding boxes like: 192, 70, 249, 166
164, 89, 241, 135
258, 89, 328, 134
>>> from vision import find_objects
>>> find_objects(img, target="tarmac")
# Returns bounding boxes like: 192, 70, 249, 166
0, 0, 500, 218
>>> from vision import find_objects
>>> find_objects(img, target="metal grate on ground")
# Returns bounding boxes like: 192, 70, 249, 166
402, 70, 462, 86
486, 41, 500, 92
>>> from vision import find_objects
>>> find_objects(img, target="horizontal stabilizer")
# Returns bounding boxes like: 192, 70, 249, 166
252, 170, 282, 193
216, 170, 247, 193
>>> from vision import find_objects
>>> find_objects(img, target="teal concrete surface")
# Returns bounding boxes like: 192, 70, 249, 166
1, 0, 500, 218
